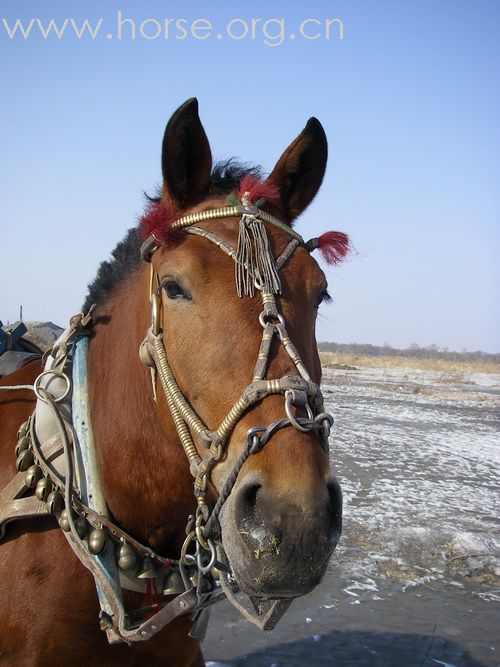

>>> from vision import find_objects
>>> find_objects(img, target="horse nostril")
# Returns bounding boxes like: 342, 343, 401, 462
235, 479, 262, 525
327, 477, 343, 539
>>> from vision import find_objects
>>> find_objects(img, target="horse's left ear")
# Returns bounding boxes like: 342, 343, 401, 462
268, 117, 327, 223
161, 97, 212, 209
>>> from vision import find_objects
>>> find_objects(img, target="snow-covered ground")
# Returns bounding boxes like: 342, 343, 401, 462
323, 366, 500, 603
205, 366, 500, 666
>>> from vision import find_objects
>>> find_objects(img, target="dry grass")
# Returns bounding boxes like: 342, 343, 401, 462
319, 352, 500, 374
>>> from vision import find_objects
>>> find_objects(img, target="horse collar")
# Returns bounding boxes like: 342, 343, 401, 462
0, 319, 224, 644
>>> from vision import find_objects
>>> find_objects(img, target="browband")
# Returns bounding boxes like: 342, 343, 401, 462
140, 204, 304, 263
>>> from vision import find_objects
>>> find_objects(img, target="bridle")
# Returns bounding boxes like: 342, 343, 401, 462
139, 198, 334, 578
0, 195, 336, 643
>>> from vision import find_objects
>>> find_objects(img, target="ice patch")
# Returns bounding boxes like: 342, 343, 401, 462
474, 588, 500, 602
402, 573, 443, 592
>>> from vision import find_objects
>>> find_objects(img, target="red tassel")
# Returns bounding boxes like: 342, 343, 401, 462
139, 201, 178, 242
238, 175, 280, 204
317, 231, 350, 264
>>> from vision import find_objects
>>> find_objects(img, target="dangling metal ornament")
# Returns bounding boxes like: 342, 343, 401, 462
137, 556, 157, 579
16, 448, 34, 472
59, 509, 71, 532
17, 420, 30, 438
163, 570, 184, 596
235, 213, 281, 298
15, 436, 30, 457
75, 515, 88, 539
35, 477, 52, 501
46, 489, 63, 514
117, 541, 137, 571
88, 528, 106, 555
25, 464, 43, 489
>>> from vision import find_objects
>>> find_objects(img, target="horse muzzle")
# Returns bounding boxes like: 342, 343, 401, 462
219, 472, 342, 599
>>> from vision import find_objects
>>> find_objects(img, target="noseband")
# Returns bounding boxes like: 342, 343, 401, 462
139, 200, 334, 579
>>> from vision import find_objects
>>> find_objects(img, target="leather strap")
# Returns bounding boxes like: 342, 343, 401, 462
0, 473, 50, 539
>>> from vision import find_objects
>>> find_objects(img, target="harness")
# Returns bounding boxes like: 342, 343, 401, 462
0, 196, 335, 644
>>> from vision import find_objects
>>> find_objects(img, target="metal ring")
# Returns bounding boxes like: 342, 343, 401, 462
249, 434, 262, 454
244, 426, 265, 453
180, 530, 197, 565
284, 391, 314, 433
196, 539, 216, 574
195, 522, 210, 550
258, 311, 285, 328
33, 370, 71, 404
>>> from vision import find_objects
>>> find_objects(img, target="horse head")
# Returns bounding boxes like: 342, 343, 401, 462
139, 98, 343, 602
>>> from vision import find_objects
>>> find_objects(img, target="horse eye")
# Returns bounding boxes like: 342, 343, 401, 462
162, 280, 190, 301
316, 290, 332, 308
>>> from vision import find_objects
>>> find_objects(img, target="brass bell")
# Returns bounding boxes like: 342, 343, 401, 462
137, 556, 157, 579
59, 509, 71, 532
117, 541, 137, 571
46, 489, 63, 514
17, 420, 30, 438
35, 477, 52, 501
75, 515, 88, 539
25, 464, 43, 489
88, 528, 106, 555
16, 448, 34, 472
163, 570, 185, 596
15, 436, 30, 457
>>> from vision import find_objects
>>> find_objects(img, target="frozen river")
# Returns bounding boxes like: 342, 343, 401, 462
204, 366, 500, 666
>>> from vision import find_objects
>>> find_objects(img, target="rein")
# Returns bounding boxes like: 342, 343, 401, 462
0, 197, 336, 643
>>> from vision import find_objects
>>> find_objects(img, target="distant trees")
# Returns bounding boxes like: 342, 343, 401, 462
317, 341, 500, 364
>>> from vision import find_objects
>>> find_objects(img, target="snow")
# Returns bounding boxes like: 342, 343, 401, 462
322, 366, 500, 601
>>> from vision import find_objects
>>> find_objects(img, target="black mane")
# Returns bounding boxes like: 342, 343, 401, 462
82, 160, 262, 311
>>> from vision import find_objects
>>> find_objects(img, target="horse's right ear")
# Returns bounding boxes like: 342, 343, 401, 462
161, 98, 212, 209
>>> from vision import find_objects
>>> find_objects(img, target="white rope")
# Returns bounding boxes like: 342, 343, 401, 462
0, 384, 34, 391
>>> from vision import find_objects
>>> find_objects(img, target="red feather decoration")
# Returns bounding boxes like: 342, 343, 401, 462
238, 175, 280, 204
317, 231, 350, 265
139, 201, 178, 242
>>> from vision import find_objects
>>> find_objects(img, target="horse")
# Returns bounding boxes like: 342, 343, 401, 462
0, 98, 347, 666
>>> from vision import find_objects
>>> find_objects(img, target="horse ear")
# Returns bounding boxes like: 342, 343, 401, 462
161, 98, 212, 208
268, 117, 327, 223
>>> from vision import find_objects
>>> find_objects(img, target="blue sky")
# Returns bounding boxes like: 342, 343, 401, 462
1, 1, 498, 352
